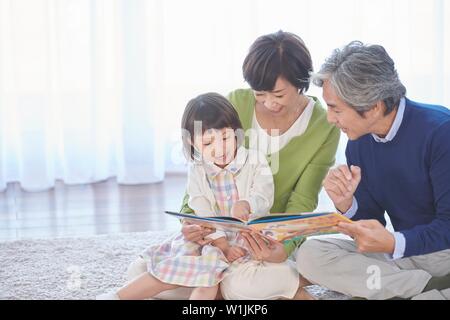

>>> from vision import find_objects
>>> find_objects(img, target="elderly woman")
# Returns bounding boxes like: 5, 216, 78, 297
126, 31, 340, 300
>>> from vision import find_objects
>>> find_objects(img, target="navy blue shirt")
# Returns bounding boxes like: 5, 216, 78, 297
346, 98, 450, 258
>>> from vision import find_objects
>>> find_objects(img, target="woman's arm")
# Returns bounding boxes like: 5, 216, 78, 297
285, 126, 340, 213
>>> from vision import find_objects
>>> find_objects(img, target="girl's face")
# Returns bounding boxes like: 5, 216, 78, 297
253, 76, 302, 117
192, 128, 237, 168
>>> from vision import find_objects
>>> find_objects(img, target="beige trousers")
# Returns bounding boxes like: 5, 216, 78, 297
295, 237, 450, 299
126, 257, 299, 300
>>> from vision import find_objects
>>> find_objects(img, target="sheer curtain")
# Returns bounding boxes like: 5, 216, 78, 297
0, 0, 449, 192
0, 0, 165, 191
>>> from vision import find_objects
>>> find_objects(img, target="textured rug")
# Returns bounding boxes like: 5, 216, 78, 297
0, 231, 348, 300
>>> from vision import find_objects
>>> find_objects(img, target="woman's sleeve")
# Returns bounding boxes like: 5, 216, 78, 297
285, 126, 340, 213
283, 127, 340, 257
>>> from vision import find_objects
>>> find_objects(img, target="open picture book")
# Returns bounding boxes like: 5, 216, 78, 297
165, 211, 353, 242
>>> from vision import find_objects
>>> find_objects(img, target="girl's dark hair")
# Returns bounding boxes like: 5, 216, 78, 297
181, 92, 243, 161
243, 30, 313, 93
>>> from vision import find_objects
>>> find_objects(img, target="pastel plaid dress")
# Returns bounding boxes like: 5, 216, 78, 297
141, 155, 250, 287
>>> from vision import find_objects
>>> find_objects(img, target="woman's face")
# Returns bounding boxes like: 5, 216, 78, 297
253, 77, 302, 117
192, 128, 237, 168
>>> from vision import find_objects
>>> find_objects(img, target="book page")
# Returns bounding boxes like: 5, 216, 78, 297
248, 213, 352, 242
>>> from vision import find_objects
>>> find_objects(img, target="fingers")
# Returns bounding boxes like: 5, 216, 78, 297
231, 202, 250, 221
324, 168, 350, 195
241, 233, 271, 260
356, 219, 381, 229
336, 221, 364, 238
240, 233, 261, 259
197, 238, 213, 246
234, 246, 247, 256
350, 165, 361, 181
330, 168, 353, 192
184, 229, 204, 242
233, 212, 249, 221
181, 224, 214, 242
228, 247, 246, 261
327, 178, 352, 197
324, 165, 362, 200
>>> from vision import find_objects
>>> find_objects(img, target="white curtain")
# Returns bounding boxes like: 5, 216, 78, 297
0, 0, 165, 191
1, 0, 449, 192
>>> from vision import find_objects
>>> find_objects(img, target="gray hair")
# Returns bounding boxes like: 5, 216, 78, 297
311, 41, 406, 115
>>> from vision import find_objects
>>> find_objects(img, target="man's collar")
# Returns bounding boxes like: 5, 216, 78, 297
371, 97, 406, 143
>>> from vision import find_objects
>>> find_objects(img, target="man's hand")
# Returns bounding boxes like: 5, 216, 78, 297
336, 220, 395, 254
231, 200, 251, 221
323, 165, 361, 213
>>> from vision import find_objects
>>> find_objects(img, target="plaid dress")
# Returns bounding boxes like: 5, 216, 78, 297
142, 153, 250, 287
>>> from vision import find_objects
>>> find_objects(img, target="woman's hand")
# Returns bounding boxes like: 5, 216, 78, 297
181, 221, 215, 245
223, 246, 247, 263
240, 232, 288, 263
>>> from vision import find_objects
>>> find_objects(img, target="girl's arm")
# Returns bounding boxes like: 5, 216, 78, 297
239, 150, 274, 218
186, 164, 227, 240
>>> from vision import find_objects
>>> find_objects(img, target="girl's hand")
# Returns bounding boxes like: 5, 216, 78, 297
223, 246, 247, 262
231, 200, 251, 221
181, 221, 215, 245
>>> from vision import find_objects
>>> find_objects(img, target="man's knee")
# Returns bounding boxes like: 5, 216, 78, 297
295, 239, 335, 281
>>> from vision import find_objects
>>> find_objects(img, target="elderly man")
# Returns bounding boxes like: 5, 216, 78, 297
296, 41, 450, 299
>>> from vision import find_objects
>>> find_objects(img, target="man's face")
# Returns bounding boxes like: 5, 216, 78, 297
323, 80, 377, 140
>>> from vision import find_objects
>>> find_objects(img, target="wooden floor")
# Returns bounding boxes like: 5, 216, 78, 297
0, 174, 187, 241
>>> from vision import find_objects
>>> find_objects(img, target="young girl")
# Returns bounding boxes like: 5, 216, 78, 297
97, 92, 274, 300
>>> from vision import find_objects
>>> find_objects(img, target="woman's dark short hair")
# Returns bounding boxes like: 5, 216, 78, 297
181, 92, 244, 160
243, 30, 313, 93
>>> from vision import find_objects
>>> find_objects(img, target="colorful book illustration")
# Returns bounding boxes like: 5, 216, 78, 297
165, 211, 353, 242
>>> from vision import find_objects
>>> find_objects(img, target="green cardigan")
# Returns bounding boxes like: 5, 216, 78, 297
180, 88, 340, 255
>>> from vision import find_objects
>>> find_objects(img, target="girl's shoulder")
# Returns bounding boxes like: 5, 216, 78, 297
187, 162, 207, 179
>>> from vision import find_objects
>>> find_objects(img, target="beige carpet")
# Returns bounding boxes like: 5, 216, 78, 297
0, 231, 348, 300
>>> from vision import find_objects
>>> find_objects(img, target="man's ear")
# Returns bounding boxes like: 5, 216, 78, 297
366, 101, 384, 119
374, 100, 386, 117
